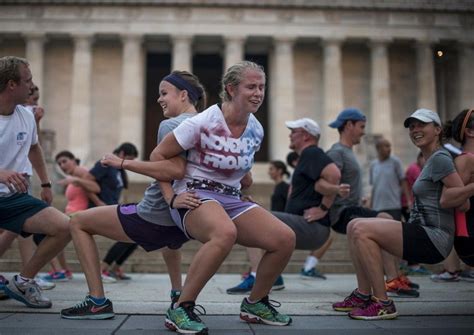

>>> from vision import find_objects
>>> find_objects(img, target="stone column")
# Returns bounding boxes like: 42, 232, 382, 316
458, 41, 474, 110
24, 33, 46, 95
224, 36, 245, 71
269, 37, 295, 160
171, 35, 192, 71
69, 34, 93, 163
119, 34, 144, 156
416, 39, 437, 110
370, 38, 393, 141
322, 38, 344, 148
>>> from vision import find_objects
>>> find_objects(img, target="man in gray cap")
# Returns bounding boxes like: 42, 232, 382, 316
320, 108, 419, 301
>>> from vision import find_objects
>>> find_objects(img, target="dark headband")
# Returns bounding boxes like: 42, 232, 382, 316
163, 73, 201, 103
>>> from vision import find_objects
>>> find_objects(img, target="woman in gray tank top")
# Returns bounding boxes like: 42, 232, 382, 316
332, 108, 474, 321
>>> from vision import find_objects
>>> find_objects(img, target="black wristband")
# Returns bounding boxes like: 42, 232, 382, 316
120, 159, 125, 170
169, 194, 178, 209
40, 181, 52, 188
319, 203, 329, 211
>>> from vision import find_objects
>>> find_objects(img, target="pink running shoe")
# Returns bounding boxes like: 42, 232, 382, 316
349, 296, 398, 320
332, 289, 370, 312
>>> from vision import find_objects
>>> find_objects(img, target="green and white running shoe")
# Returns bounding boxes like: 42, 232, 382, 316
240, 296, 292, 326
165, 301, 208, 334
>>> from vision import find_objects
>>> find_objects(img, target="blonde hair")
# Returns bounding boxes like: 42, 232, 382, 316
220, 61, 265, 102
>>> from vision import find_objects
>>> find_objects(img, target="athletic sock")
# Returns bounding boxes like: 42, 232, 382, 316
17, 274, 33, 284
304, 256, 318, 272
354, 289, 370, 300
89, 295, 107, 305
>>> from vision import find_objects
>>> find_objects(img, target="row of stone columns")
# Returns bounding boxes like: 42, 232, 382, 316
22, 33, 473, 162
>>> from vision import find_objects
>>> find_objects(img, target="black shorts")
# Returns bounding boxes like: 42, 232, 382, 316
331, 206, 378, 234
117, 204, 189, 252
454, 236, 474, 267
0, 193, 48, 237
379, 209, 402, 221
402, 222, 445, 264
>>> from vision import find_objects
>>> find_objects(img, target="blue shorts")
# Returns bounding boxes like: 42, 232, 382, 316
170, 189, 259, 239
117, 204, 189, 252
0, 193, 49, 237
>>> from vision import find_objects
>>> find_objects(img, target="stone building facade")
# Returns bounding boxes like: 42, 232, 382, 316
1, 0, 473, 184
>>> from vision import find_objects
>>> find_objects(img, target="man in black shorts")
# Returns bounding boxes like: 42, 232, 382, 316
0, 56, 70, 308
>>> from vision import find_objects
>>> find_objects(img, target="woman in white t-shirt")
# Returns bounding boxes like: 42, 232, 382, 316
151, 61, 295, 334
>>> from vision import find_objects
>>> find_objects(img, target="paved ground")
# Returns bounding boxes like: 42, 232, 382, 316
1, 273, 473, 334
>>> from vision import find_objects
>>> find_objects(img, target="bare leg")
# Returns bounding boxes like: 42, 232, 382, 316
162, 248, 183, 291
234, 207, 295, 302
443, 248, 461, 273
20, 208, 70, 279
177, 202, 237, 304
247, 248, 263, 273
69, 206, 134, 298
0, 230, 18, 257
347, 219, 372, 294
309, 234, 333, 258
17, 236, 35, 266
349, 218, 403, 300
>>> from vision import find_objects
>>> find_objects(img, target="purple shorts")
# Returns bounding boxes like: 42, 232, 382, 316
117, 204, 189, 252
170, 189, 259, 239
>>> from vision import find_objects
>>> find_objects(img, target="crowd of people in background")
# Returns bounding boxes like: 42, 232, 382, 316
1, 55, 473, 334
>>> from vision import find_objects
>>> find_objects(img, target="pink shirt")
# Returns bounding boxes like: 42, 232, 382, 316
64, 184, 88, 214
401, 162, 421, 207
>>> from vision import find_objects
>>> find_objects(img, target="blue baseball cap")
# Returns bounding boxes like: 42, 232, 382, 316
329, 108, 366, 128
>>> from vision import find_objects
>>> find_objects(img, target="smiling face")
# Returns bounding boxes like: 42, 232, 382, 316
157, 80, 187, 118
408, 120, 441, 149
227, 69, 265, 114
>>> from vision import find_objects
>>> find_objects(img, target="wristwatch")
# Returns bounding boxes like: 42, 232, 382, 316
319, 203, 329, 211
40, 181, 52, 188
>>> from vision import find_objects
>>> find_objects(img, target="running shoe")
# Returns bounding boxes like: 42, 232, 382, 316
165, 301, 208, 334
271, 275, 285, 291
101, 270, 117, 283
4, 275, 52, 308
385, 277, 420, 298
332, 289, 370, 312
227, 274, 285, 294
35, 276, 56, 290
398, 274, 420, 289
64, 270, 73, 280
41, 270, 68, 282
349, 296, 398, 320
430, 270, 461, 282
0, 275, 10, 300
111, 268, 131, 280
459, 269, 474, 282
240, 296, 292, 326
226, 274, 255, 294
300, 267, 327, 280
61, 295, 114, 320
405, 265, 432, 276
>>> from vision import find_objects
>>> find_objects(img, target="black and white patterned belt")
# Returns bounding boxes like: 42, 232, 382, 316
186, 179, 241, 197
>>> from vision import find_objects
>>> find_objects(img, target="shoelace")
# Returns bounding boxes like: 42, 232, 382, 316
72, 297, 91, 310
259, 297, 282, 316
183, 303, 206, 323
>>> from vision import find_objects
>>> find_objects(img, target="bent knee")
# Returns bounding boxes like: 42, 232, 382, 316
69, 212, 90, 234
212, 226, 238, 249
268, 226, 296, 252
347, 219, 369, 239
